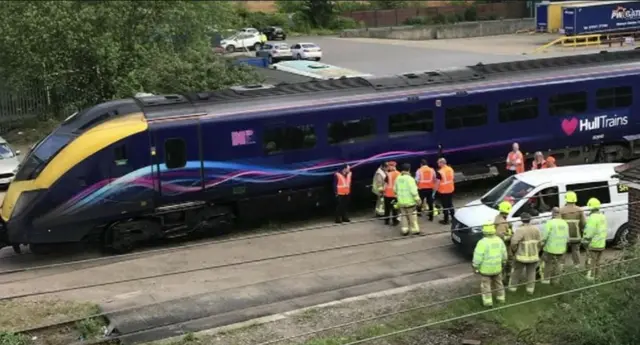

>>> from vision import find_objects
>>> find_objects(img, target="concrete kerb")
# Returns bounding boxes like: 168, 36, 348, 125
341, 19, 535, 41
149, 272, 475, 345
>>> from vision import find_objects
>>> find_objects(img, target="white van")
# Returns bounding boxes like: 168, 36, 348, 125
451, 163, 630, 256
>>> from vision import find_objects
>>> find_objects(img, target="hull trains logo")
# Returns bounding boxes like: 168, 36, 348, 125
561, 115, 628, 136
611, 6, 640, 20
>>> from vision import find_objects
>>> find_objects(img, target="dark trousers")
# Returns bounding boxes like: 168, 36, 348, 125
419, 189, 434, 220
335, 195, 350, 223
437, 192, 454, 223
383, 196, 399, 225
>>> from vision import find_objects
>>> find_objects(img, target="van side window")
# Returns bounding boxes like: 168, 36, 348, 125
114, 145, 128, 166
388, 110, 434, 137
263, 125, 316, 155
165, 138, 186, 169
548, 91, 587, 116
498, 98, 538, 123
513, 186, 559, 218
596, 86, 633, 109
328, 117, 375, 145
565, 181, 611, 206
444, 104, 487, 129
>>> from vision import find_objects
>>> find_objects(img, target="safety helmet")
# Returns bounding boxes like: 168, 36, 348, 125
482, 223, 496, 235
587, 197, 601, 210
565, 191, 577, 203
498, 201, 512, 214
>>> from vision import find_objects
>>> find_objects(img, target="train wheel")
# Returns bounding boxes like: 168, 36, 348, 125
103, 221, 137, 255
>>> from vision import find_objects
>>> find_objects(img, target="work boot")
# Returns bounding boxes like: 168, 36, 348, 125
439, 220, 450, 225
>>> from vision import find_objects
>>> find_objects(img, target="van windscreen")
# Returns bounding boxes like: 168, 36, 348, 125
480, 176, 534, 209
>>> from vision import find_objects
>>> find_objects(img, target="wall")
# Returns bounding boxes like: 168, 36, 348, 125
340, 18, 535, 40
341, 2, 528, 28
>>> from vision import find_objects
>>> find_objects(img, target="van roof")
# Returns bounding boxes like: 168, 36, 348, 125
516, 163, 622, 186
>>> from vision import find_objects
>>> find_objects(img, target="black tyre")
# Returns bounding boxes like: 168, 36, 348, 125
253, 42, 262, 51
226, 45, 235, 53
267, 55, 273, 65
103, 221, 136, 255
613, 223, 637, 248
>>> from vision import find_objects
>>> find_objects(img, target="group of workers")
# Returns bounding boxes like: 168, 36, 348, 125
506, 142, 557, 174
473, 192, 608, 307
369, 158, 455, 236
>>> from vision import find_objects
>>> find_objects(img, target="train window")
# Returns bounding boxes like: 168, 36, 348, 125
596, 86, 633, 109
548, 91, 587, 116
498, 98, 539, 123
388, 110, 434, 136
263, 125, 316, 154
114, 145, 128, 166
164, 138, 186, 169
328, 117, 375, 145
444, 104, 487, 129
565, 181, 611, 206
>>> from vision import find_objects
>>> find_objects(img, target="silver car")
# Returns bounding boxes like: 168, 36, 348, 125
256, 43, 293, 64
0, 136, 21, 187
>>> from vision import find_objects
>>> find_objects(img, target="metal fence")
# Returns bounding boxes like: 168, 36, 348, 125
0, 85, 48, 126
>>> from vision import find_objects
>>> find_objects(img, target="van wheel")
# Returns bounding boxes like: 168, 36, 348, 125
613, 223, 637, 248
226, 45, 235, 53
253, 42, 262, 51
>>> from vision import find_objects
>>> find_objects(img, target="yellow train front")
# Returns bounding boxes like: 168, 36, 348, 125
0, 99, 153, 253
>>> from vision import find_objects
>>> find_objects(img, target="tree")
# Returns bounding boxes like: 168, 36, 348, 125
300, 0, 335, 28
372, 1, 409, 10
0, 1, 260, 119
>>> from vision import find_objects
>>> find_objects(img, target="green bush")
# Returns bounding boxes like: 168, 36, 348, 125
329, 16, 360, 30
464, 6, 478, 21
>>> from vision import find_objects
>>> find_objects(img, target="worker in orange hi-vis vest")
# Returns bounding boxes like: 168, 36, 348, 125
433, 158, 455, 225
531, 151, 548, 170
506, 142, 524, 175
415, 159, 436, 221
334, 164, 352, 224
383, 161, 400, 226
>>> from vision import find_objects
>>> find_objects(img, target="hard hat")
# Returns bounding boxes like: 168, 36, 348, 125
587, 197, 601, 210
498, 201, 512, 214
565, 191, 577, 203
482, 223, 496, 235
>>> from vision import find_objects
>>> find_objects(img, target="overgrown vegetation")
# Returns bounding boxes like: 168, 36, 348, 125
0, 299, 106, 345
0, 0, 262, 138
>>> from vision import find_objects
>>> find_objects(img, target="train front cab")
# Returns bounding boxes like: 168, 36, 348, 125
0, 112, 149, 250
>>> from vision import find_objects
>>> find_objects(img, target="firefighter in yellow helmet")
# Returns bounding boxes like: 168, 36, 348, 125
508, 212, 542, 295
559, 191, 586, 268
472, 223, 508, 307
495, 200, 513, 282
583, 198, 607, 280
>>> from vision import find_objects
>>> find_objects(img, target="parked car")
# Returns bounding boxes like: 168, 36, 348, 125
291, 42, 322, 61
0, 136, 21, 187
239, 27, 259, 35
262, 26, 287, 40
220, 33, 263, 53
256, 43, 293, 64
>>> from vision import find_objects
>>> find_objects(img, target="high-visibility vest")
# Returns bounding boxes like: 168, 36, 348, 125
472, 236, 507, 276
507, 151, 524, 173
384, 171, 400, 198
584, 212, 607, 250
437, 166, 455, 194
531, 160, 548, 170
335, 172, 351, 196
395, 174, 419, 207
417, 166, 435, 189
543, 218, 569, 255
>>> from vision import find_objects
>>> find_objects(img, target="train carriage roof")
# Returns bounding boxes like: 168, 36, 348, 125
135, 49, 640, 121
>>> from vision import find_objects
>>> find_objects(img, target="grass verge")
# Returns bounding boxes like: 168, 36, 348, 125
152, 250, 640, 345
0, 298, 107, 345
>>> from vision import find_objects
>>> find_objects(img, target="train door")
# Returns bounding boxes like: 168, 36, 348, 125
108, 139, 155, 213
152, 120, 203, 205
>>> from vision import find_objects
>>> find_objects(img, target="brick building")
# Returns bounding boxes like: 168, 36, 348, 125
614, 161, 640, 246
